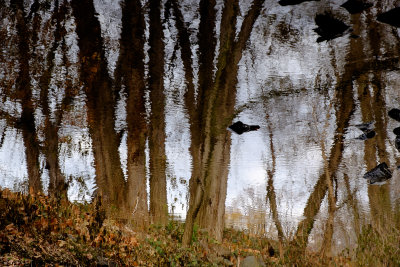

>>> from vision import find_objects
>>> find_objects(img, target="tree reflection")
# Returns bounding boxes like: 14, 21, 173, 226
114, 0, 148, 226
148, 0, 168, 225
37, 1, 71, 199
3, 0, 400, 259
71, 0, 127, 213
183, 0, 265, 245
362, 2, 393, 242
12, 0, 42, 193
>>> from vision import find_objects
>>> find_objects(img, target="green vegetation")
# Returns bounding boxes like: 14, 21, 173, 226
1, 188, 399, 266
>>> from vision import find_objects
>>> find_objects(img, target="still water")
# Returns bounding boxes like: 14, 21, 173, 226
1, 0, 400, 254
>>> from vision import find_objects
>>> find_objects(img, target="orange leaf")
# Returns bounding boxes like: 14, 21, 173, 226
66, 219, 73, 227
130, 236, 138, 246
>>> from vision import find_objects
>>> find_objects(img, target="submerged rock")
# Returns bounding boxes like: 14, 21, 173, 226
355, 130, 376, 140
341, 0, 372, 14
355, 121, 374, 132
278, 0, 319, 6
352, 121, 375, 140
228, 121, 260, 135
314, 13, 350, 42
377, 7, 400, 27
363, 162, 392, 185
393, 127, 400, 136
388, 108, 400, 121
396, 136, 400, 151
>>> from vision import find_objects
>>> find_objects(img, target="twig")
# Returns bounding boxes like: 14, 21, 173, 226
132, 195, 139, 216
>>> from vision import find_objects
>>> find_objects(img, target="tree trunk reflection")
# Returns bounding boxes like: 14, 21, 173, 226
265, 116, 285, 257
12, 0, 42, 193
38, 1, 70, 199
182, 0, 217, 246
292, 14, 365, 249
363, 7, 392, 236
148, 0, 168, 225
115, 0, 149, 227
71, 0, 126, 213
183, 0, 265, 245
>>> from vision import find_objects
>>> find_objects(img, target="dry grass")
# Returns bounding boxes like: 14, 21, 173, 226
1, 188, 399, 266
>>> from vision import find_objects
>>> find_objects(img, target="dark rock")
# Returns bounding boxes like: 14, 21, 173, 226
388, 108, 400, 121
355, 130, 375, 140
341, 0, 372, 14
228, 121, 260, 135
393, 127, 400, 136
278, 0, 319, 6
396, 136, 400, 151
355, 121, 374, 132
377, 7, 400, 27
314, 13, 350, 42
353, 121, 375, 140
268, 246, 275, 257
365, 130, 376, 139
363, 162, 392, 185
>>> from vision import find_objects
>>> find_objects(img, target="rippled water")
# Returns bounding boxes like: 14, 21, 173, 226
1, 0, 400, 255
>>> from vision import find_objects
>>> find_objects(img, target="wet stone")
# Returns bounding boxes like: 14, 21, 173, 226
355, 121, 374, 132
363, 162, 392, 185
278, 0, 319, 6
377, 7, 400, 27
395, 136, 400, 151
314, 13, 350, 42
228, 121, 260, 135
355, 130, 375, 140
388, 108, 400, 122
353, 121, 375, 140
340, 0, 372, 14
